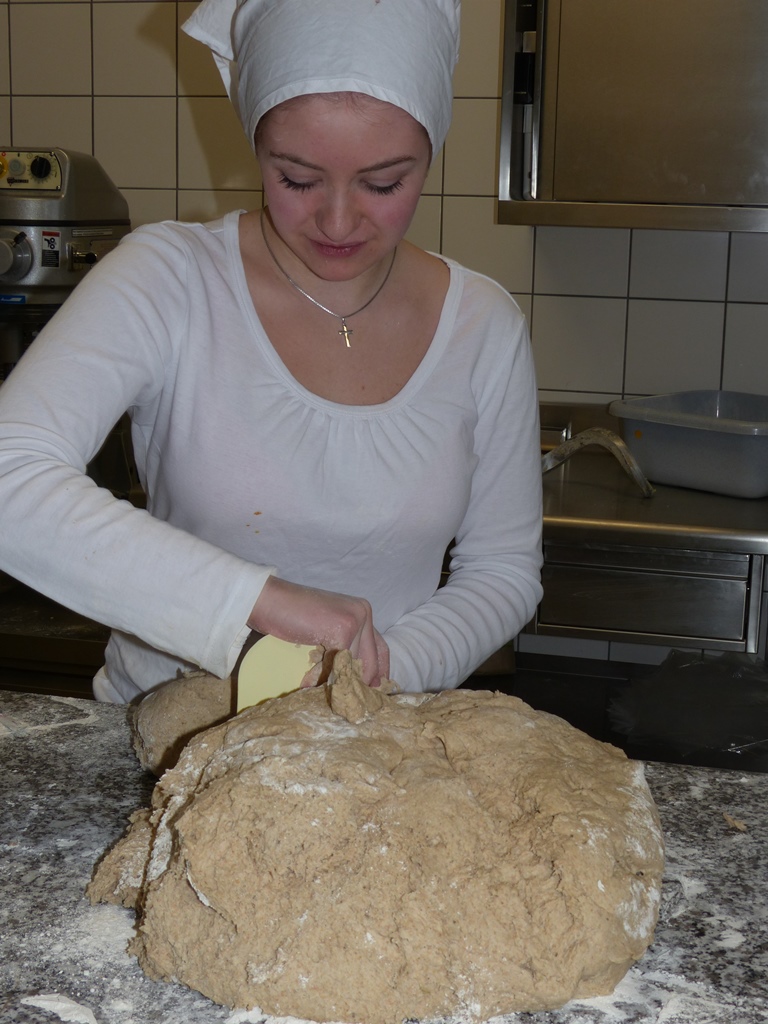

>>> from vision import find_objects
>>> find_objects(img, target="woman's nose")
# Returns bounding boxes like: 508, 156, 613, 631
315, 192, 360, 241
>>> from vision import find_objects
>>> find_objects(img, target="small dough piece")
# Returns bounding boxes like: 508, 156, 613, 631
86, 808, 153, 908
325, 648, 387, 722
92, 653, 664, 1023
131, 670, 233, 776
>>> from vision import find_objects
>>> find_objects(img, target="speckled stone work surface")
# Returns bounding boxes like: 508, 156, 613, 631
1, 690, 767, 1024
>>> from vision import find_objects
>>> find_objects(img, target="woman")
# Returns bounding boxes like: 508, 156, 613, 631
0, 0, 543, 702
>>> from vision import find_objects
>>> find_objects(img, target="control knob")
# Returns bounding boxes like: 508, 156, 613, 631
0, 231, 34, 281
30, 156, 53, 181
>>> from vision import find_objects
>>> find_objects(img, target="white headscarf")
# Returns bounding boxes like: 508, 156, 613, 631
182, 0, 461, 160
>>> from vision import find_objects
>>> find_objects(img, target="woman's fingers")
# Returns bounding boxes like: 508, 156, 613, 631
374, 629, 390, 684
248, 576, 390, 687
350, 622, 390, 687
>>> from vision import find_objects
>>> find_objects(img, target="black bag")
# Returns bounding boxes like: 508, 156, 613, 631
609, 650, 768, 770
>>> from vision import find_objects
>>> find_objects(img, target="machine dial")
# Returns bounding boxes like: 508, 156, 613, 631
0, 230, 34, 281
30, 156, 53, 181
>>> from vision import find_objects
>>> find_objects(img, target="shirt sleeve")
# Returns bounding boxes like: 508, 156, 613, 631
383, 300, 543, 692
0, 225, 272, 679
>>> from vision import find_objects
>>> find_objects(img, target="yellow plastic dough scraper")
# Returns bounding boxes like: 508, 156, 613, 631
235, 633, 321, 712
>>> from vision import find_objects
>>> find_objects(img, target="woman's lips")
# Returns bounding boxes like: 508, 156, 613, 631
312, 240, 366, 259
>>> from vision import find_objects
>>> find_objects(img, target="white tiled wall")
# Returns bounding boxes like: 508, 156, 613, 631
3, 0, 768, 402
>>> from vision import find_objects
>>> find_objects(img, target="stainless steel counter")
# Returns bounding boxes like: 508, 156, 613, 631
2, 689, 767, 1024
543, 452, 768, 553
536, 453, 768, 657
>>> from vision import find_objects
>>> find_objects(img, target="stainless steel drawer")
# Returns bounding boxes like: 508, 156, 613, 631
529, 544, 764, 652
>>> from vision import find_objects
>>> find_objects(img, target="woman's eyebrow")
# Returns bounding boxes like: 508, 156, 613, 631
359, 156, 418, 173
269, 151, 418, 173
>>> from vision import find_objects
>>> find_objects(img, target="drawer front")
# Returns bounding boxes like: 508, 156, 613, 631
539, 564, 747, 641
543, 543, 751, 578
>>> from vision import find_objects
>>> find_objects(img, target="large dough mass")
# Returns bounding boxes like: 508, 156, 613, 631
89, 653, 664, 1022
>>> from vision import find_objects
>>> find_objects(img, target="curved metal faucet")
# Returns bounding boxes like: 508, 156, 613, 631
541, 427, 655, 498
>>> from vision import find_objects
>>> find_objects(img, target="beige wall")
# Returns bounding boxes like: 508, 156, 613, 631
3, 0, 768, 401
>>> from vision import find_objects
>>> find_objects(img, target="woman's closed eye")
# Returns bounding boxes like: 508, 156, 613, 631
277, 172, 316, 193
363, 179, 405, 196
277, 172, 405, 197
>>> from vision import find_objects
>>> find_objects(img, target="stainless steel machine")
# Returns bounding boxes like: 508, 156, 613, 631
1, 148, 131, 377
0, 149, 134, 693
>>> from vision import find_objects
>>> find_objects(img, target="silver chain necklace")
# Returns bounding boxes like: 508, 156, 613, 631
260, 208, 397, 348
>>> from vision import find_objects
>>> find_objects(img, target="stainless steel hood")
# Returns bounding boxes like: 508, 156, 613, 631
497, 0, 768, 231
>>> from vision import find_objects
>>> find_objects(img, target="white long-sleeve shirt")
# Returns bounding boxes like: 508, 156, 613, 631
0, 211, 543, 702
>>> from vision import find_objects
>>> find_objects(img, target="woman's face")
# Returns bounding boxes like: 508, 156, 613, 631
256, 93, 431, 284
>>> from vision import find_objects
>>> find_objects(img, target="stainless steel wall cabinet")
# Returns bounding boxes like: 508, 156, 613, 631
498, 0, 768, 230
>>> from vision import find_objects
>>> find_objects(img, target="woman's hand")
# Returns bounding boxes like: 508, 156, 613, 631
247, 576, 389, 687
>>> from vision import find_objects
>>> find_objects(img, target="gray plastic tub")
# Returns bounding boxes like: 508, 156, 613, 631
609, 390, 768, 498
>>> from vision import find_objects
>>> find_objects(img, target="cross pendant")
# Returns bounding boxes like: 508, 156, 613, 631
339, 319, 353, 347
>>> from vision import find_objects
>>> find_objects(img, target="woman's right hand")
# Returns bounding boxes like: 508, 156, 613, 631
247, 575, 390, 687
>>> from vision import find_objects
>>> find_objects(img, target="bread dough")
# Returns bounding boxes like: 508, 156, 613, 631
131, 670, 234, 776
89, 652, 664, 1022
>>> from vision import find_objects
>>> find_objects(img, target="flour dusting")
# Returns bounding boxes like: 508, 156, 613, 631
20, 994, 99, 1024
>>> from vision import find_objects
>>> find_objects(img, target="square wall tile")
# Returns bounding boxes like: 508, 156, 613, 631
178, 189, 262, 224
443, 97, 499, 196
94, 2, 177, 96
423, 151, 444, 196
629, 229, 728, 300
178, 1, 226, 97
120, 188, 177, 229
12, 95, 92, 152
625, 299, 724, 394
0, 97, 10, 143
178, 97, 261, 191
454, 0, 503, 97
95, 97, 176, 189
728, 233, 768, 302
534, 227, 630, 297
513, 292, 532, 324
10, 3, 91, 95
442, 196, 533, 292
0, 6, 9, 95
722, 303, 768, 394
530, 295, 626, 393
405, 194, 442, 254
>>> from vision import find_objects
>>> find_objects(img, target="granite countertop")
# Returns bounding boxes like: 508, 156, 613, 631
1, 689, 767, 1024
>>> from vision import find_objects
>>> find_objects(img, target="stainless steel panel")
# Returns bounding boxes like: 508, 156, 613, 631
535, 439, 768, 653
538, 564, 748, 642
541, 450, 768, 555
544, 543, 751, 580
554, 0, 768, 206
497, 197, 768, 231
498, 0, 768, 230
